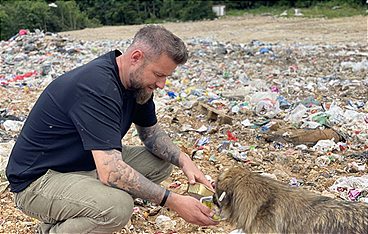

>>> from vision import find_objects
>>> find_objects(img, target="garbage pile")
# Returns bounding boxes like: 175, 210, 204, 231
0, 30, 367, 233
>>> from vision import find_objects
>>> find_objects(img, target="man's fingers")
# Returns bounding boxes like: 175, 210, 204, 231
199, 202, 220, 225
196, 177, 214, 191
198, 215, 219, 226
188, 178, 196, 184
199, 202, 213, 216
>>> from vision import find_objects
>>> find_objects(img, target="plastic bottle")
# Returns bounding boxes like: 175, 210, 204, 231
287, 103, 307, 124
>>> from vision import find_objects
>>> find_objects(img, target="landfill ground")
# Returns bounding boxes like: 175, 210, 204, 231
0, 15, 367, 233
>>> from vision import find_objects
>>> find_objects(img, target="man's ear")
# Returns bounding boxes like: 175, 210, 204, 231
130, 49, 144, 65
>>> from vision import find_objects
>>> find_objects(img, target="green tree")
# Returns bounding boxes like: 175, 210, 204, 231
76, 0, 217, 25
0, 6, 11, 39
179, 0, 216, 21
160, 0, 181, 20
0, 0, 51, 40
0, 0, 99, 40
52, 1, 98, 30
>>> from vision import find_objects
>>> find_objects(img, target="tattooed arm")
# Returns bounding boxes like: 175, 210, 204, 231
136, 123, 214, 189
92, 149, 165, 204
92, 149, 218, 226
136, 123, 181, 167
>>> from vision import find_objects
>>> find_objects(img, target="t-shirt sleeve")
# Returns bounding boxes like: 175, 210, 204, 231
133, 95, 157, 127
68, 90, 122, 151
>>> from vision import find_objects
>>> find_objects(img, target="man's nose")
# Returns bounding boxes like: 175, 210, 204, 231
156, 77, 166, 89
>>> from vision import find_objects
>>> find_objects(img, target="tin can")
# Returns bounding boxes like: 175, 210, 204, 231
200, 196, 224, 221
186, 183, 214, 199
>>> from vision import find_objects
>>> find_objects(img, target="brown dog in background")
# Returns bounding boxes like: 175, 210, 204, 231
214, 167, 368, 233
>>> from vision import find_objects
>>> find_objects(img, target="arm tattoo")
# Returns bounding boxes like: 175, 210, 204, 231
136, 123, 180, 167
102, 149, 166, 204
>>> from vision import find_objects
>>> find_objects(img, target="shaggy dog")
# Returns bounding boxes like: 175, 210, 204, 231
214, 167, 368, 233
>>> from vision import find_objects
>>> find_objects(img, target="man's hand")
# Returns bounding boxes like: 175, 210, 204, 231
179, 152, 214, 190
166, 192, 218, 226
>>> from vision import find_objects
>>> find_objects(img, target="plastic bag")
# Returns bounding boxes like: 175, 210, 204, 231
250, 92, 280, 118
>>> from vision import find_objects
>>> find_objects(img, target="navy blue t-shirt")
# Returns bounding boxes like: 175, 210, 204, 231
6, 50, 157, 193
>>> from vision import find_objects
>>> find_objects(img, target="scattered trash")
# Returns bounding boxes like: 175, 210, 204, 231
241, 118, 252, 127
295, 144, 308, 151
0, 181, 9, 194
286, 103, 307, 124
227, 130, 238, 141
228, 150, 248, 162
0, 140, 15, 180
347, 151, 368, 162
289, 177, 303, 187
345, 162, 366, 173
329, 175, 368, 202
312, 139, 339, 152
196, 102, 233, 124
155, 215, 176, 231
196, 137, 210, 147
315, 155, 332, 167
251, 92, 280, 118
3, 120, 24, 132
167, 91, 177, 99
341, 60, 368, 72
168, 181, 182, 189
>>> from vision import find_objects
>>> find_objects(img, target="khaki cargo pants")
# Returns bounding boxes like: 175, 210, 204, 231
14, 146, 173, 233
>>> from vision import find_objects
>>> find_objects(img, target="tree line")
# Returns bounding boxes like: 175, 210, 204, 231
0, 0, 365, 41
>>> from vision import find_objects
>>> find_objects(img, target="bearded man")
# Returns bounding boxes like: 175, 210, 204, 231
6, 25, 218, 233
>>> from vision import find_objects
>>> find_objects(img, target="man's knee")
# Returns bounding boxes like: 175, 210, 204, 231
149, 160, 173, 184
97, 189, 134, 231
163, 162, 174, 179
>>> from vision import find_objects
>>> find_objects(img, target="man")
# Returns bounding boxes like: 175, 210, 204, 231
6, 25, 218, 233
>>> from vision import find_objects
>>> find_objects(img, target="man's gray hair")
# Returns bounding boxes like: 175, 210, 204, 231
130, 25, 188, 65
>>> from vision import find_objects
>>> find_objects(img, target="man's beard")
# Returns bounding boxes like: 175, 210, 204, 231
129, 65, 153, 105
135, 88, 153, 104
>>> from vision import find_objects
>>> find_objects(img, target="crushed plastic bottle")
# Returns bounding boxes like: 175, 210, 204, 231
312, 139, 338, 152
286, 103, 307, 124
155, 215, 176, 231
3, 120, 24, 132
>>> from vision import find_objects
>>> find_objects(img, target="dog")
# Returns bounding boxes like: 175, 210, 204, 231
213, 167, 368, 233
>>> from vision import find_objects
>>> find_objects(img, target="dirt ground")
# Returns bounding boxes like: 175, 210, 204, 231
1, 15, 367, 234
61, 15, 367, 44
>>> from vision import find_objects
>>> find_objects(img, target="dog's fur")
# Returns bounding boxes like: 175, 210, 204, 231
214, 167, 368, 233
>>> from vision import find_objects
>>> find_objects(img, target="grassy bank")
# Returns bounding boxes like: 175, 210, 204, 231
227, 2, 367, 18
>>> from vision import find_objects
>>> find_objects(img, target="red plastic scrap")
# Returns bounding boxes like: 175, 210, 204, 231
168, 181, 181, 189
19, 29, 28, 35
227, 130, 238, 141
11, 71, 37, 82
